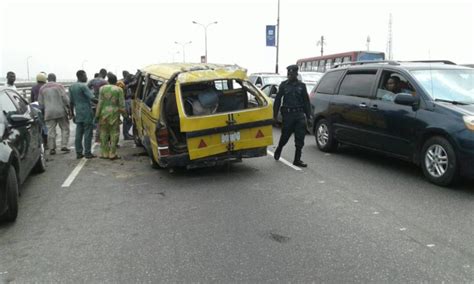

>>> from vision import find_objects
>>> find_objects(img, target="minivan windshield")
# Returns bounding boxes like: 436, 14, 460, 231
411, 69, 474, 104
263, 75, 286, 85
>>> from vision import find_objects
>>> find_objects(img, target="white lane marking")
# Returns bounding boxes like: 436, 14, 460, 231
353, 200, 359, 203
400, 227, 407, 231
62, 143, 97, 188
373, 211, 380, 215
427, 244, 435, 248
267, 150, 302, 171
318, 180, 325, 184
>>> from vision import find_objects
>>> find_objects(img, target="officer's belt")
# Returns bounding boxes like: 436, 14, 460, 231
281, 106, 304, 113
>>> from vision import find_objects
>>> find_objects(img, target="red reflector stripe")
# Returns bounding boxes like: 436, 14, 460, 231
198, 139, 207, 148
256, 129, 264, 138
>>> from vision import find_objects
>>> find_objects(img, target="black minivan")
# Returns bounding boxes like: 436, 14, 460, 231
0, 87, 46, 222
309, 61, 474, 186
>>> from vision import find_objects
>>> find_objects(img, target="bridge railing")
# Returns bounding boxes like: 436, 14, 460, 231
1, 81, 75, 102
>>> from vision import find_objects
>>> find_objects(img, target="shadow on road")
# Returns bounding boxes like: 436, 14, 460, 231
329, 145, 474, 194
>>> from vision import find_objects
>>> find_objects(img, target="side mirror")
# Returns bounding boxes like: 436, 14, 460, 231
394, 93, 419, 106
8, 113, 31, 127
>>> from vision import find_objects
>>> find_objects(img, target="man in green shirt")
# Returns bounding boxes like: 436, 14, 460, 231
95, 73, 126, 160
69, 70, 97, 159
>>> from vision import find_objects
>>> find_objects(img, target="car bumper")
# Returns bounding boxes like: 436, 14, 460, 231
159, 147, 268, 169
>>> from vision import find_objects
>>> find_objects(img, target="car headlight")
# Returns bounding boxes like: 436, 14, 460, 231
463, 116, 474, 131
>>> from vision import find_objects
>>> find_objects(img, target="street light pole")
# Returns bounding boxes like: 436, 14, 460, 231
26, 56, 32, 81
82, 59, 88, 70
275, 0, 280, 74
192, 20, 218, 63
174, 41, 192, 63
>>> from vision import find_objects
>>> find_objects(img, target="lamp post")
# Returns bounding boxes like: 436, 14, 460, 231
174, 41, 192, 63
192, 20, 218, 63
26, 56, 32, 81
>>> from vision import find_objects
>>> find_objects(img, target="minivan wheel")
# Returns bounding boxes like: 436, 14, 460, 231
315, 119, 337, 152
3, 166, 19, 222
421, 136, 458, 186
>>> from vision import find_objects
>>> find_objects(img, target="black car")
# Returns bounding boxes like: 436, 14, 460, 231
309, 61, 474, 186
0, 87, 45, 222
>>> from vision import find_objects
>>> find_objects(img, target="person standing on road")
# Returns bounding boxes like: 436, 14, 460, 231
118, 71, 133, 140
95, 73, 126, 160
37, 73, 71, 155
30, 72, 47, 102
31, 72, 49, 148
69, 70, 97, 159
88, 69, 108, 143
273, 64, 312, 167
5, 71, 17, 91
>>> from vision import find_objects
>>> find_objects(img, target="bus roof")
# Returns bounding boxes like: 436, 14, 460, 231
296, 51, 384, 63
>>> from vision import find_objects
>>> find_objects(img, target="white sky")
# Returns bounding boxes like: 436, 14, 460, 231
0, 0, 473, 81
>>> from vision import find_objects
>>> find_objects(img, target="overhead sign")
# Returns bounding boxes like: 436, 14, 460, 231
266, 25, 276, 47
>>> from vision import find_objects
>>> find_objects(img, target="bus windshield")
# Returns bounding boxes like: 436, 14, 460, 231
357, 52, 385, 61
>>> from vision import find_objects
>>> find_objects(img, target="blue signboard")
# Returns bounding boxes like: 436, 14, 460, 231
266, 25, 276, 46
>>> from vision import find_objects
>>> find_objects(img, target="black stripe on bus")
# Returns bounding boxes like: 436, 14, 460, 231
186, 119, 273, 139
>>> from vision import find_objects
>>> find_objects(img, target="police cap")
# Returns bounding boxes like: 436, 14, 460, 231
286, 64, 299, 72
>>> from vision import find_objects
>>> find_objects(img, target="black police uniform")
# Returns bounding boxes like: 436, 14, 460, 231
273, 65, 311, 167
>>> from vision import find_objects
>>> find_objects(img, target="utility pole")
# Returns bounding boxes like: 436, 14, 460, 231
317, 36, 326, 56
26, 56, 32, 81
366, 35, 371, 51
275, 0, 280, 74
174, 41, 192, 63
387, 13, 393, 60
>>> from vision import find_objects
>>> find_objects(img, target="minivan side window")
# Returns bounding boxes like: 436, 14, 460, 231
376, 71, 416, 102
338, 70, 377, 98
316, 70, 345, 94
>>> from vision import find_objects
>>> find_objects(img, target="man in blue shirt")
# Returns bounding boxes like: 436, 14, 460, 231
69, 70, 97, 159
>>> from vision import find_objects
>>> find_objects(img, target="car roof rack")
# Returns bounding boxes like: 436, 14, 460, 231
400, 60, 457, 65
333, 60, 400, 68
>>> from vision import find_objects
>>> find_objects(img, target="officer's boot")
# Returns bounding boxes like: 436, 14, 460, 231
293, 148, 307, 167
274, 146, 283, 161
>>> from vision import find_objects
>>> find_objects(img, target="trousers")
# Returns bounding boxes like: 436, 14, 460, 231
46, 116, 70, 149
75, 122, 94, 155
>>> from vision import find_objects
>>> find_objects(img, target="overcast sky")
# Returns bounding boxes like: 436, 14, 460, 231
0, 0, 473, 81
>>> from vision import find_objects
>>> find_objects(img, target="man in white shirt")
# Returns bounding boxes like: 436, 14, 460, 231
38, 73, 71, 155
5, 71, 17, 90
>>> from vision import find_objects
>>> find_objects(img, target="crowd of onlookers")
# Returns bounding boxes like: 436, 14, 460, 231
2, 69, 136, 160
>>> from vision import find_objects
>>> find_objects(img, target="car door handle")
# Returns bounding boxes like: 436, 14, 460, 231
359, 103, 367, 108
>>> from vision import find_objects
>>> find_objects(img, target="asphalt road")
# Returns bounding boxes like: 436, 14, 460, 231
1, 127, 473, 282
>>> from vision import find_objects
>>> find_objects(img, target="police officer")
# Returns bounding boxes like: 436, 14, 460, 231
273, 64, 311, 167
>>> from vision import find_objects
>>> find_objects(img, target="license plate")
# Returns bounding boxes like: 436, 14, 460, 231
221, 132, 240, 144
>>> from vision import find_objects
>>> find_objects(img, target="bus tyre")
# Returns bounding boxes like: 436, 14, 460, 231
315, 119, 337, 152
421, 136, 458, 186
3, 166, 19, 222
